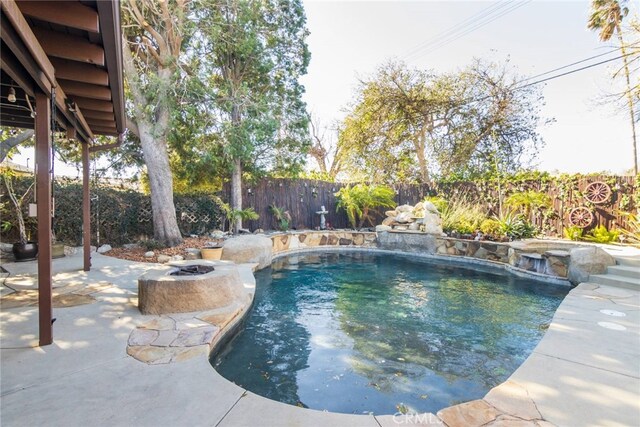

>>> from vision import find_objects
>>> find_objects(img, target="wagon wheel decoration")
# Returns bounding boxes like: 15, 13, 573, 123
568, 207, 594, 228
583, 181, 611, 204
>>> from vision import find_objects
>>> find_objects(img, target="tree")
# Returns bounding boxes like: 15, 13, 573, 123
337, 60, 546, 183
121, 0, 193, 246
588, 0, 638, 175
308, 114, 344, 179
0, 130, 34, 163
198, 0, 310, 232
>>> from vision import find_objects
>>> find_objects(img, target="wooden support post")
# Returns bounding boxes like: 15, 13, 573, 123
82, 142, 91, 272
35, 90, 52, 346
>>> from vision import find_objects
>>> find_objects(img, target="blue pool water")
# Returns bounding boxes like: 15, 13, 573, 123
212, 252, 568, 415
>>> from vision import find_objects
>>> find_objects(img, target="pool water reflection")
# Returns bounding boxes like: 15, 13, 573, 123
212, 252, 568, 415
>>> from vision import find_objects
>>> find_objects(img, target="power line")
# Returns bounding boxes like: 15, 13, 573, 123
405, 1, 532, 61
410, 1, 532, 61
456, 52, 633, 108
518, 48, 624, 83
402, 1, 518, 59
515, 52, 630, 90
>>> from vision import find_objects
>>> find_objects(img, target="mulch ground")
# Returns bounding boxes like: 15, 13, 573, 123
105, 237, 223, 263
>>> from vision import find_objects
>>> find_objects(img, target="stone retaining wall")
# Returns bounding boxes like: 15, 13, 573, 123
377, 231, 615, 284
243, 230, 615, 285
269, 231, 377, 254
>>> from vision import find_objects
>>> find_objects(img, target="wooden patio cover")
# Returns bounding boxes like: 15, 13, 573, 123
1, 0, 126, 345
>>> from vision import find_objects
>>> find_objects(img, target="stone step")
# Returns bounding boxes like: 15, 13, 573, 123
589, 273, 640, 291
614, 256, 640, 267
607, 265, 640, 279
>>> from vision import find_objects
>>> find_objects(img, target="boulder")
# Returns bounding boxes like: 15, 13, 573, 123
396, 204, 414, 213
0, 242, 13, 258
408, 222, 420, 231
64, 246, 78, 256
567, 246, 616, 285
157, 254, 171, 263
97, 244, 112, 254
423, 201, 439, 214
144, 251, 155, 258
221, 235, 273, 270
210, 230, 225, 239
414, 202, 424, 210
385, 210, 398, 218
422, 212, 443, 235
382, 217, 395, 226
395, 212, 413, 223
170, 255, 184, 262
376, 225, 392, 232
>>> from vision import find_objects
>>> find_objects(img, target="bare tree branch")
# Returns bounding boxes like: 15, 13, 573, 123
0, 130, 34, 163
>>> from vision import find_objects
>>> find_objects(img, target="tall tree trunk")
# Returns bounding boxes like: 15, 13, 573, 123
231, 158, 242, 233
230, 103, 243, 233
122, 45, 183, 247
414, 126, 429, 182
617, 32, 638, 175
138, 120, 182, 246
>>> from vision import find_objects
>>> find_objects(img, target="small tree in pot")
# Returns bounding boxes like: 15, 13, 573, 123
3, 173, 37, 260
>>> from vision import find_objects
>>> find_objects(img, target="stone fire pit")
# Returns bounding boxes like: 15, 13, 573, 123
138, 261, 246, 315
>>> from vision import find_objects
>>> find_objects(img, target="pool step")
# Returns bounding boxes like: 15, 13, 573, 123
589, 273, 640, 291
614, 256, 640, 268
607, 265, 640, 279
587, 255, 640, 290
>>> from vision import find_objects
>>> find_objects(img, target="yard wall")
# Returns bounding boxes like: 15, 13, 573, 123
1, 174, 636, 246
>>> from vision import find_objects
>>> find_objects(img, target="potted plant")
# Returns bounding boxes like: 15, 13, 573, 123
201, 245, 224, 260
2, 173, 37, 261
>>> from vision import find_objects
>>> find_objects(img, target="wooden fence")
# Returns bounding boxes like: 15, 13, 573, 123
223, 176, 638, 236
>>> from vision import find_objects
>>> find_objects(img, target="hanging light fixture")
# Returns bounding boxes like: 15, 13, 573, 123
7, 87, 16, 103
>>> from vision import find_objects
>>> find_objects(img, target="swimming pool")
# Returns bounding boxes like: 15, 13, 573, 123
212, 251, 568, 415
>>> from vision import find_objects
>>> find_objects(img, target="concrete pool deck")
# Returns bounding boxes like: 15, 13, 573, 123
1, 250, 639, 427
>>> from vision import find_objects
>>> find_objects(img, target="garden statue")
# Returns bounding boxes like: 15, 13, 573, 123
316, 205, 329, 230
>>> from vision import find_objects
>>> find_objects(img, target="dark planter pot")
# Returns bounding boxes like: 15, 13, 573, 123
12, 242, 38, 261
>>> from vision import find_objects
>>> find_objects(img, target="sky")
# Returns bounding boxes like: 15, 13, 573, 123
300, 0, 638, 175
7, 0, 637, 177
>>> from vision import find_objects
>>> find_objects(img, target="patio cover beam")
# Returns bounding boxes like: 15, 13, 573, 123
16, 1, 100, 33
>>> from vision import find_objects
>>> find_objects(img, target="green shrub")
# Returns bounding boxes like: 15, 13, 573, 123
439, 196, 486, 234
618, 211, 640, 244
335, 184, 396, 229
505, 190, 552, 218
494, 211, 537, 240
563, 226, 583, 241
480, 218, 503, 237
583, 225, 620, 244
269, 205, 290, 231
